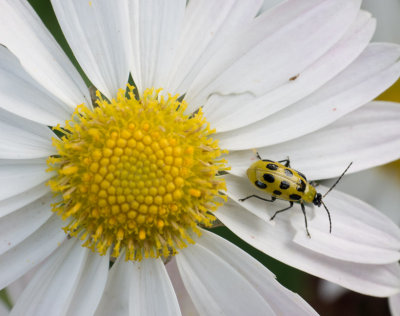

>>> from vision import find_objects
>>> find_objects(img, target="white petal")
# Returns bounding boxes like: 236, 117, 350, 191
292, 186, 400, 264
216, 199, 400, 296
0, 215, 66, 290
0, 182, 49, 218
95, 253, 130, 316
4, 266, 38, 307
227, 101, 400, 180
259, 0, 284, 13
0, 192, 54, 256
0, 301, 9, 314
0, 158, 52, 201
10, 239, 88, 316
0, 0, 91, 109
206, 11, 376, 132
390, 292, 400, 316
322, 165, 400, 225
294, 229, 400, 265
0, 46, 72, 126
217, 43, 400, 150
130, 258, 181, 316
51, 0, 131, 100
176, 239, 274, 315
65, 251, 109, 316
96, 255, 180, 316
0, 109, 55, 159
167, 0, 262, 96
194, 229, 318, 315
129, 0, 186, 95
165, 258, 199, 315
186, 0, 361, 110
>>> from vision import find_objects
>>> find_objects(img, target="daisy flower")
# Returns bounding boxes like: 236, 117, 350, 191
0, 0, 400, 314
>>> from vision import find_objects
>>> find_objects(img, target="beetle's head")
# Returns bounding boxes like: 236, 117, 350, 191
313, 193, 322, 207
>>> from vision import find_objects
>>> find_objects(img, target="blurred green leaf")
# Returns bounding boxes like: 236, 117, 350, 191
0, 288, 12, 310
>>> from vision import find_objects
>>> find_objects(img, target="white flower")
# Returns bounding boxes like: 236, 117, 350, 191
0, 0, 400, 315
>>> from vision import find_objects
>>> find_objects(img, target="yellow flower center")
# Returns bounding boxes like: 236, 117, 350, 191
47, 87, 227, 261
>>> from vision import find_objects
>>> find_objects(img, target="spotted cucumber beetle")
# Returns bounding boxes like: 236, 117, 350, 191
239, 153, 352, 237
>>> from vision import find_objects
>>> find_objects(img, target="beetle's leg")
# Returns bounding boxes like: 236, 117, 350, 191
300, 202, 311, 238
239, 195, 276, 202
278, 157, 291, 167
270, 201, 293, 221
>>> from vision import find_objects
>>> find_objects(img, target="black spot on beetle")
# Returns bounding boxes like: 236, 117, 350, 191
280, 181, 290, 190
263, 173, 275, 183
266, 163, 278, 171
297, 180, 306, 192
255, 180, 267, 189
284, 169, 293, 177
273, 190, 282, 196
289, 194, 302, 201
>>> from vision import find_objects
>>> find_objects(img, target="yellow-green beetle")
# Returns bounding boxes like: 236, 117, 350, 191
240, 153, 352, 237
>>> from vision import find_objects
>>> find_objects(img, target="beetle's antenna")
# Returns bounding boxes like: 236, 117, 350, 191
321, 200, 332, 233
323, 162, 353, 198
